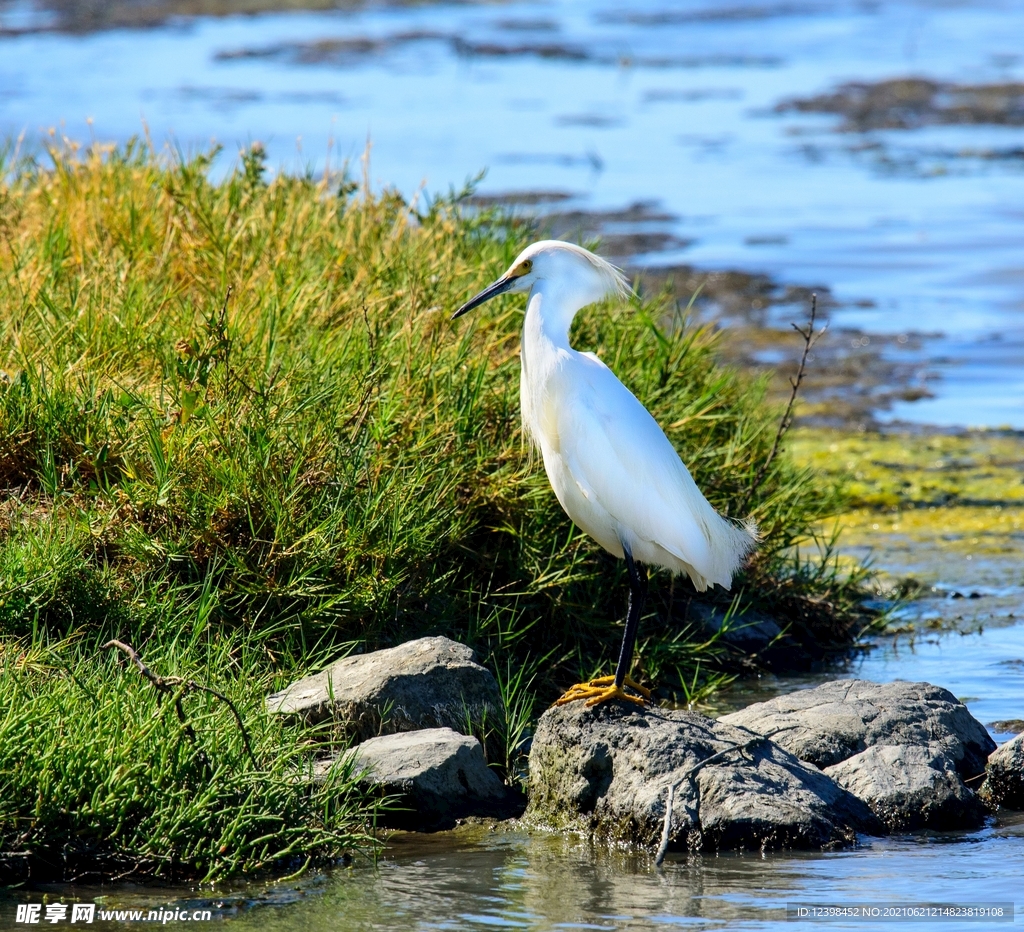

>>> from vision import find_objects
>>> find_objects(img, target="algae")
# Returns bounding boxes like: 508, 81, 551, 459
788, 428, 1024, 628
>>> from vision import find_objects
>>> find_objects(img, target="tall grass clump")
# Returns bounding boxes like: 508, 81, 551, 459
0, 139, 866, 878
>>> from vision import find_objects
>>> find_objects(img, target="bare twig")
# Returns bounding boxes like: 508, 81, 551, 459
656, 782, 676, 865
654, 726, 796, 866
102, 640, 258, 771
741, 294, 826, 510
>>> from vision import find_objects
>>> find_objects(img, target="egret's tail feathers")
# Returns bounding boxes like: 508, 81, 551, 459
741, 514, 761, 544
685, 568, 710, 593
699, 512, 759, 591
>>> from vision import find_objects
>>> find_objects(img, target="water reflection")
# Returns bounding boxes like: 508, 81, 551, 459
212, 818, 1024, 931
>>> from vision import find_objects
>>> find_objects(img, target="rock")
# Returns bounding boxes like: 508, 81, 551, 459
688, 602, 783, 654
719, 679, 996, 780
267, 637, 503, 742
321, 727, 522, 830
825, 744, 988, 831
526, 701, 882, 853
980, 732, 1024, 810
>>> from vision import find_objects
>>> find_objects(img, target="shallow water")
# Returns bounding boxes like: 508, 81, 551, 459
2, 0, 1024, 426
231, 820, 1024, 931
1, 1, 1024, 927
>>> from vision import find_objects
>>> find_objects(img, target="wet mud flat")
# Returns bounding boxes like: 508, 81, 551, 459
634, 264, 934, 431
778, 77, 1024, 133
777, 76, 1024, 178
0, 0, 368, 34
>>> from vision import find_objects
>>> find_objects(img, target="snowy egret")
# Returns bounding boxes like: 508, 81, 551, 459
453, 241, 757, 707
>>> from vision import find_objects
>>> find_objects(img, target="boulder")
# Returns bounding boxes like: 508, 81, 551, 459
980, 732, 1024, 810
825, 744, 988, 831
267, 637, 503, 742
323, 727, 521, 830
526, 701, 882, 853
719, 679, 996, 780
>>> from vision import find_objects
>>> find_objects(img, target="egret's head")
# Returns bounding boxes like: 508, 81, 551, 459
452, 240, 629, 320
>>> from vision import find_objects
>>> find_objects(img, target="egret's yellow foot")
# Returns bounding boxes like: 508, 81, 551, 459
586, 674, 651, 698
554, 674, 651, 707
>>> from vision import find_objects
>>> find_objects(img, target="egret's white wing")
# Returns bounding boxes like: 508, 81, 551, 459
551, 353, 730, 581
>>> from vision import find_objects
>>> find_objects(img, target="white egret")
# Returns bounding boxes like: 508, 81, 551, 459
453, 241, 757, 707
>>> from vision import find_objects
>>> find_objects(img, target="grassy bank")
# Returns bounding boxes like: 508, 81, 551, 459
0, 140, 866, 881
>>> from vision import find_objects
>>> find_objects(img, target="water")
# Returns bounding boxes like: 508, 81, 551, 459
210, 821, 1024, 930
2, 0, 1024, 426
1, 1, 1023, 927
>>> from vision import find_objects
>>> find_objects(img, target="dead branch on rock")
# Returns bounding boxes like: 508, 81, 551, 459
102, 639, 258, 770
654, 725, 796, 866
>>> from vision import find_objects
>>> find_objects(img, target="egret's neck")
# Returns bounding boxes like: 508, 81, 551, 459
522, 280, 586, 351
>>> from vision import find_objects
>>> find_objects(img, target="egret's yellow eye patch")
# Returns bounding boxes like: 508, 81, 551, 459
509, 259, 533, 278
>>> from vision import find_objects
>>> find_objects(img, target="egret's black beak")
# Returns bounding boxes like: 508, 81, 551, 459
451, 275, 516, 320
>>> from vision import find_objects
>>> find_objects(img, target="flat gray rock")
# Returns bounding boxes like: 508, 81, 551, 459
980, 732, 1024, 810
720, 679, 996, 779
267, 637, 503, 742
825, 744, 987, 831
527, 701, 881, 853
324, 727, 520, 830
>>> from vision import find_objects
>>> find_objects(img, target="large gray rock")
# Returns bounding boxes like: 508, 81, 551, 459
980, 732, 1024, 810
267, 637, 503, 742
825, 744, 988, 831
720, 679, 996, 780
527, 701, 882, 853
324, 727, 520, 830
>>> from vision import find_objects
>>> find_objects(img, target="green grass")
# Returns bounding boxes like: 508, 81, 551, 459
0, 635, 373, 884
0, 139, 869, 881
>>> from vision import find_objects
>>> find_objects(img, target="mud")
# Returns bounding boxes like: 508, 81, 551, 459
212, 30, 783, 68
215, 30, 448, 64
213, 31, 599, 65
599, 4, 816, 26
826, 139, 1024, 179
633, 263, 941, 429
2, 0, 365, 33
542, 202, 693, 259
778, 78, 1024, 132
989, 720, 1024, 735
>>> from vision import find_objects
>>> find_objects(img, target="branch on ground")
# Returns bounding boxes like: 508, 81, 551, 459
101, 639, 258, 770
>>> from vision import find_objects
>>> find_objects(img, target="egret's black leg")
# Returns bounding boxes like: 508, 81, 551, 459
613, 548, 648, 690
552, 548, 651, 707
